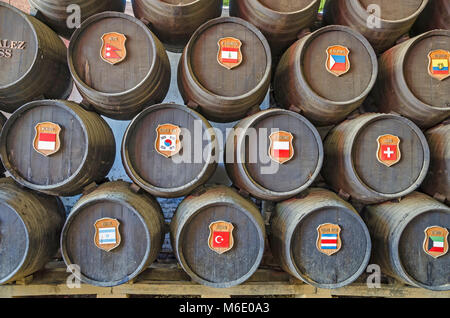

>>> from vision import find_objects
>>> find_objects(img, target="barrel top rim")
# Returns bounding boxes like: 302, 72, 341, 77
350, 0, 429, 24
399, 29, 450, 111
347, 113, 430, 199
235, 109, 324, 199
67, 11, 159, 97
121, 103, 218, 197
182, 16, 272, 102
0, 2, 39, 91
251, 0, 321, 16
0, 100, 91, 193
147, 0, 202, 7
294, 24, 378, 105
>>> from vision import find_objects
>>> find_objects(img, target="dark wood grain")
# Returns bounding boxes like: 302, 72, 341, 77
412, 0, 450, 35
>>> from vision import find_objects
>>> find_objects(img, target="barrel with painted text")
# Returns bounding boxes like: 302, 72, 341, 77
0, 178, 65, 285
60, 181, 165, 287
323, 0, 429, 54
170, 185, 266, 288
274, 25, 378, 126
421, 122, 450, 203
270, 188, 372, 289
122, 103, 218, 198
225, 108, 323, 201
132, 0, 223, 52
0, 100, 116, 196
372, 29, 450, 129
178, 17, 272, 122
68, 12, 171, 120
29, 0, 126, 39
362, 192, 450, 291
0, 2, 72, 113
322, 113, 430, 204
230, 0, 320, 57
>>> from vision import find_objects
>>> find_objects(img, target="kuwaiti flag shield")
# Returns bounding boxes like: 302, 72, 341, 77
423, 226, 449, 259
326, 45, 350, 77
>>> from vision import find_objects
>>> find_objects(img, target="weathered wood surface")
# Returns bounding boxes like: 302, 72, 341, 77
0, 100, 116, 196
323, 0, 429, 54
230, 0, 320, 57
68, 12, 171, 120
60, 181, 165, 287
322, 113, 430, 204
0, 112, 5, 175
372, 30, 450, 129
0, 178, 65, 285
178, 17, 272, 123
0, 2, 72, 113
29, 0, 126, 39
132, 0, 223, 53
225, 109, 323, 201
270, 188, 371, 289
362, 192, 450, 291
274, 25, 378, 126
421, 123, 450, 203
170, 185, 266, 288
122, 103, 218, 198
412, 0, 450, 35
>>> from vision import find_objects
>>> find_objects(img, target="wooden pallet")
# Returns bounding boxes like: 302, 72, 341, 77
0, 261, 448, 298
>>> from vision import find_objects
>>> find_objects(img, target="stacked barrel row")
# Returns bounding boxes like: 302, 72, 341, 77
0, 0, 448, 292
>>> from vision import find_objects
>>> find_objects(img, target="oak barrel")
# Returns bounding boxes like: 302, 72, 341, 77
0, 113, 6, 176
323, 0, 429, 54
229, 0, 320, 57
270, 188, 371, 289
274, 25, 378, 126
122, 103, 218, 198
131, 0, 223, 52
362, 192, 450, 291
421, 123, 450, 203
0, 2, 72, 113
68, 12, 171, 120
29, 0, 126, 39
412, 0, 450, 35
178, 17, 272, 123
0, 100, 116, 196
372, 30, 450, 129
225, 109, 323, 201
170, 185, 265, 288
61, 181, 165, 287
322, 113, 430, 204
0, 178, 65, 285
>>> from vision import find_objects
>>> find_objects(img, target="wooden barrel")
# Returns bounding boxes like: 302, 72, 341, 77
68, 12, 171, 120
132, 0, 223, 53
229, 0, 320, 57
0, 178, 65, 285
29, 0, 126, 39
372, 30, 450, 129
412, 0, 450, 35
0, 100, 116, 196
362, 192, 450, 291
270, 188, 371, 289
122, 103, 218, 198
323, 113, 430, 204
323, 0, 429, 54
274, 25, 378, 126
0, 2, 72, 113
225, 109, 323, 201
61, 181, 165, 287
178, 17, 272, 123
421, 123, 450, 203
170, 185, 265, 288
0, 113, 6, 176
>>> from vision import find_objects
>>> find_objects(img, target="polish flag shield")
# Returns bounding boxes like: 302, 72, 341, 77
326, 45, 350, 77
217, 37, 243, 70
269, 131, 294, 164
33, 122, 61, 157
208, 221, 234, 255
100, 32, 127, 65
376, 134, 401, 167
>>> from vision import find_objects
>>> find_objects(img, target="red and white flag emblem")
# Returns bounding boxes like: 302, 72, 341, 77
217, 37, 243, 70
376, 134, 401, 167
208, 221, 234, 254
33, 122, 61, 157
269, 131, 294, 164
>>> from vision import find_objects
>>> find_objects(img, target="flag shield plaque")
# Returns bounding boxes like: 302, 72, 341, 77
316, 223, 342, 256
428, 49, 450, 81
100, 32, 127, 65
33, 122, 61, 157
376, 134, 401, 167
269, 131, 294, 164
155, 124, 181, 158
217, 37, 243, 70
423, 226, 449, 259
94, 218, 121, 252
208, 221, 234, 255
326, 45, 350, 77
